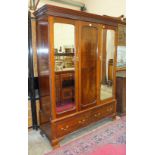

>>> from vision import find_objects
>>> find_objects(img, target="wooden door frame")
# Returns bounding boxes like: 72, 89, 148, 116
48, 16, 79, 118
98, 25, 117, 104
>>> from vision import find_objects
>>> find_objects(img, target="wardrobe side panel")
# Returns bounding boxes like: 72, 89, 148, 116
37, 22, 51, 125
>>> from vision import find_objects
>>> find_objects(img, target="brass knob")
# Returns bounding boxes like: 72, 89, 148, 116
61, 125, 69, 131
107, 107, 112, 112
78, 120, 82, 123
79, 119, 85, 124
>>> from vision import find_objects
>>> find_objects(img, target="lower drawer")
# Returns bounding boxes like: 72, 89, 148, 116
91, 102, 115, 122
54, 112, 90, 137
53, 101, 115, 138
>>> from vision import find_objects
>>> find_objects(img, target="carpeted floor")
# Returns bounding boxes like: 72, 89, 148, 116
45, 116, 126, 155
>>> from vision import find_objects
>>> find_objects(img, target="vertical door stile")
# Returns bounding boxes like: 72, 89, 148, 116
78, 21, 82, 111
75, 20, 79, 112
113, 28, 118, 99
97, 24, 102, 105
48, 16, 56, 119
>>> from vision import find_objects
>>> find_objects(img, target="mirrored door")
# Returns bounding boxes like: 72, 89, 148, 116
53, 21, 77, 114
100, 28, 116, 101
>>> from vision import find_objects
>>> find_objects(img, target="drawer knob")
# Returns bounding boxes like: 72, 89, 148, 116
107, 107, 113, 112
61, 125, 69, 131
94, 112, 101, 117
78, 119, 86, 124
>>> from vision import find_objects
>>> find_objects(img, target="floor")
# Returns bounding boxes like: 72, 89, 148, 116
28, 117, 118, 155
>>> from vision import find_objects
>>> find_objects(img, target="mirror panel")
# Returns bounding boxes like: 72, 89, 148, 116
100, 29, 115, 100
54, 23, 76, 114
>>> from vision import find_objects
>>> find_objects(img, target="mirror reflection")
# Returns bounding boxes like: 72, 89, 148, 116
54, 23, 76, 114
100, 29, 115, 100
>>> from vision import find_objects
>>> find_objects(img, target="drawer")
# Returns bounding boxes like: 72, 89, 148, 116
53, 102, 115, 138
55, 112, 90, 137
91, 106, 106, 122
91, 103, 114, 122
105, 103, 114, 115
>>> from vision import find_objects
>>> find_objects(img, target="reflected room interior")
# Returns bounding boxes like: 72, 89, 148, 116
54, 23, 76, 114
117, 46, 126, 68
100, 30, 115, 100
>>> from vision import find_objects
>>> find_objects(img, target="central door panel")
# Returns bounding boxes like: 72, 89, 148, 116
80, 23, 98, 108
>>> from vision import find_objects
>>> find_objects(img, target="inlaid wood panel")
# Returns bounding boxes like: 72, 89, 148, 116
80, 24, 98, 108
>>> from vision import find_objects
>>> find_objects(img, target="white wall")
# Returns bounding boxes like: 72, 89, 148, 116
84, 0, 125, 17
54, 23, 75, 51
37, 0, 85, 10
37, 0, 125, 17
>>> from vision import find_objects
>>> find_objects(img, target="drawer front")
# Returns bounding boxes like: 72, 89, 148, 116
91, 103, 115, 122
53, 102, 115, 138
55, 112, 90, 137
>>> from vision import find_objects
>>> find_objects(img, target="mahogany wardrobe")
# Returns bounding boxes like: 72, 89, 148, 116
34, 4, 124, 148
